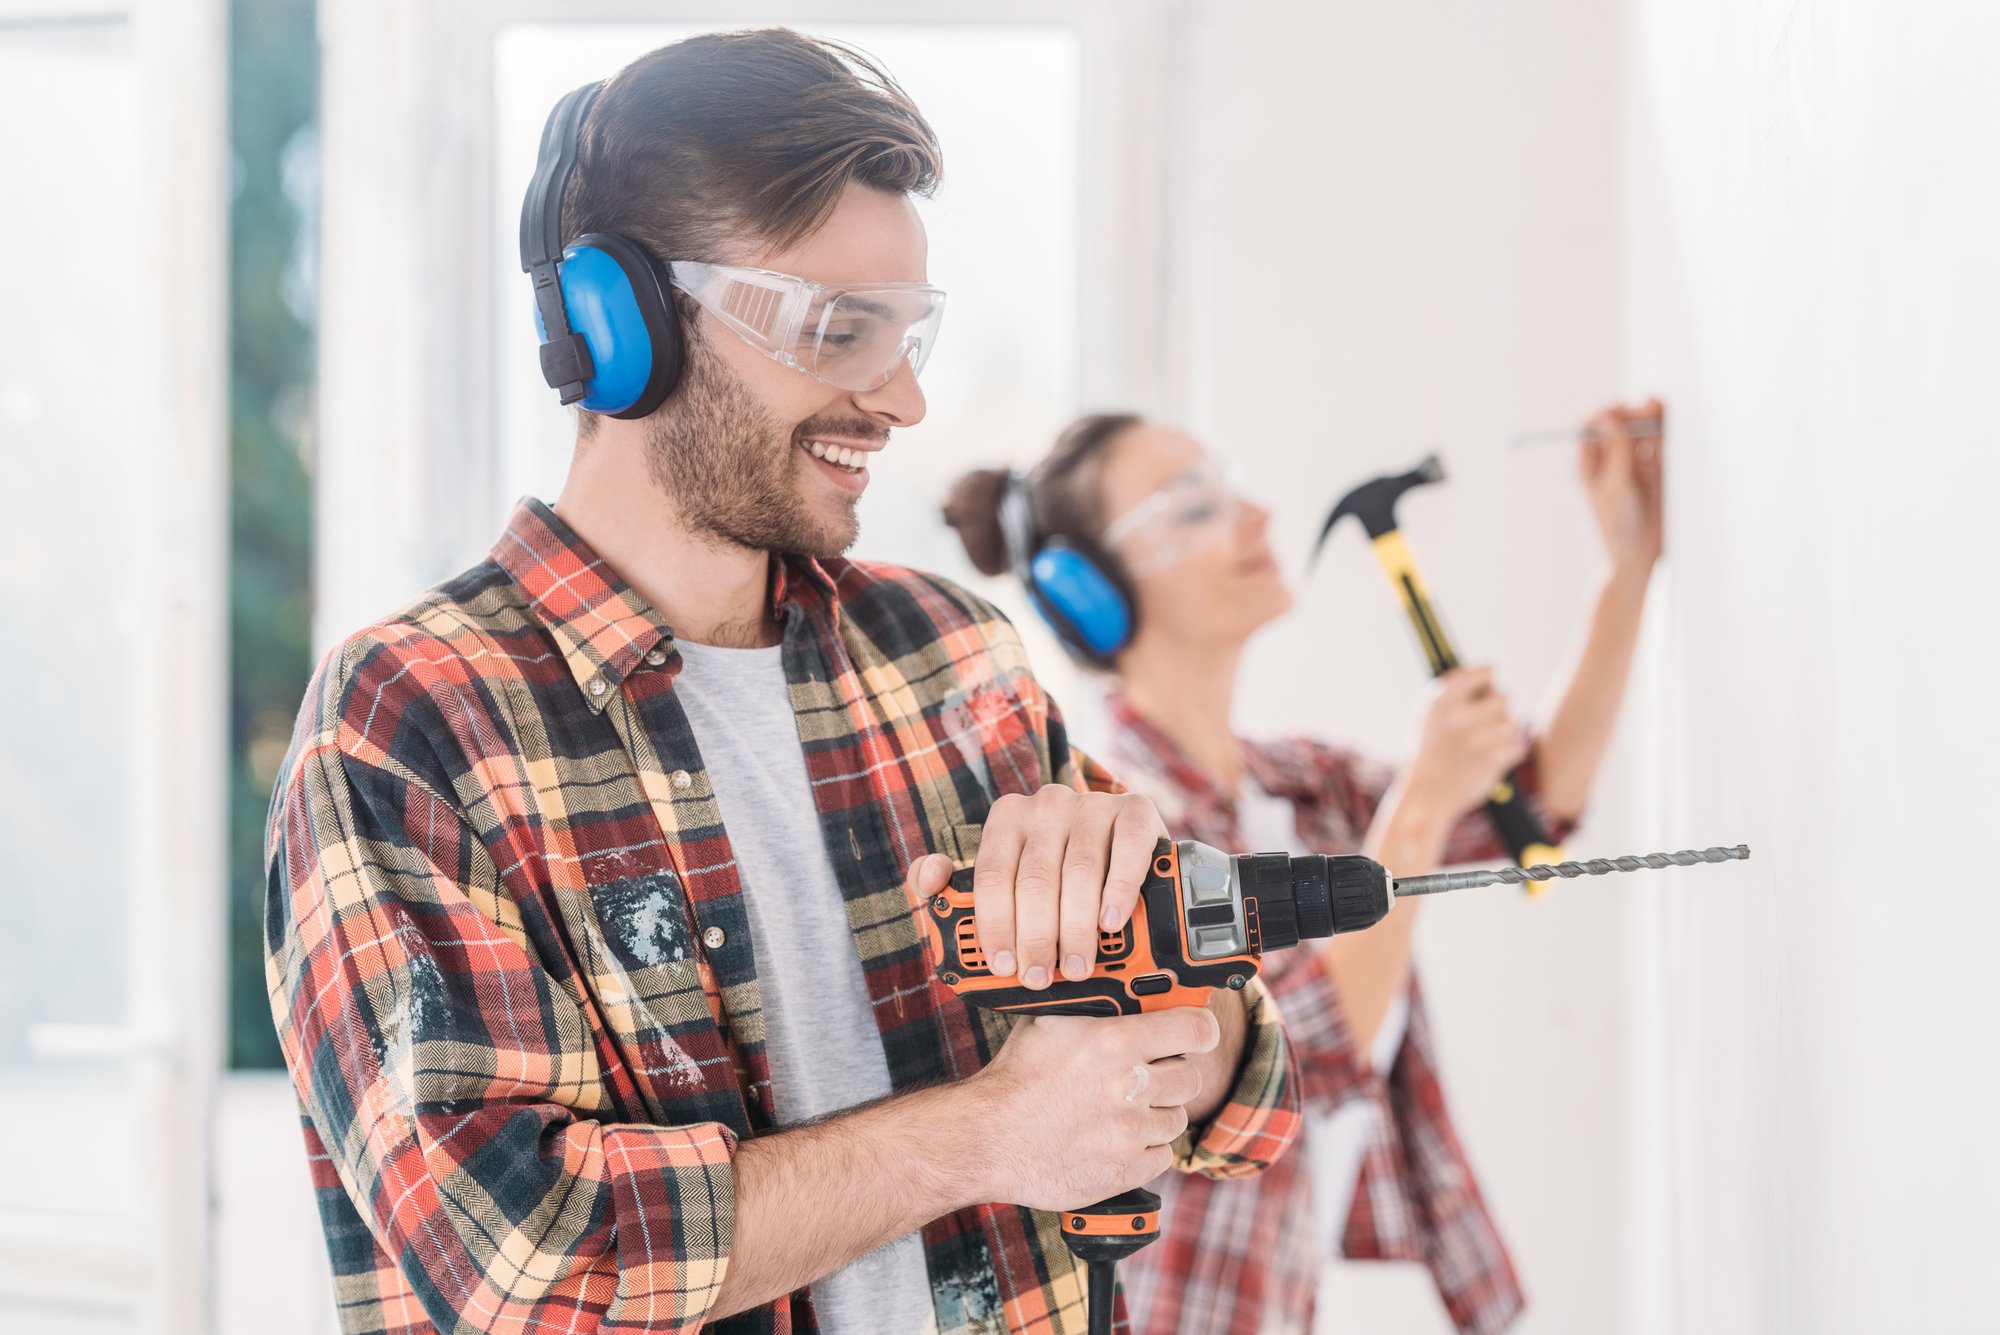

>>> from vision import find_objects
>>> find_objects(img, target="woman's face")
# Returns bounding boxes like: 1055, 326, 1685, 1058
1096, 423, 1295, 657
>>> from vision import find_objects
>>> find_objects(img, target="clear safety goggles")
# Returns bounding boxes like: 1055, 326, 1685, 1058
1101, 456, 1242, 577
668, 260, 946, 392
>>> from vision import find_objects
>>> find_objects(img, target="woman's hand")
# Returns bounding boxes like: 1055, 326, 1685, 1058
1400, 665, 1529, 825
1580, 397, 1665, 578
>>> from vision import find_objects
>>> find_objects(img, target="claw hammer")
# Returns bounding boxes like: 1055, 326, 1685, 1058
1309, 455, 1563, 894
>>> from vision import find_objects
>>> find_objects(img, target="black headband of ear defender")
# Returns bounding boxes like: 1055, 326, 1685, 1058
520, 82, 605, 406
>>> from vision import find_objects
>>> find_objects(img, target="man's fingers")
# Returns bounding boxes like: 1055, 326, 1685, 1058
1058, 799, 1117, 980
971, 803, 1025, 978
1100, 797, 1165, 934
1012, 819, 1069, 990
1143, 1104, 1191, 1148
904, 853, 951, 905
1144, 1056, 1204, 1110
1129, 1005, 1222, 1062
971, 786, 1166, 990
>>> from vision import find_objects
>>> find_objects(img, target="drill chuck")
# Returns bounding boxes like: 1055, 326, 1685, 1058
1325, 855, 1393, 934
1232, 852, 1388, 950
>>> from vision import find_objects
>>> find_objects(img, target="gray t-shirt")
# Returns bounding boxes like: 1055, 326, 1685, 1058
671, 638, 937, 1335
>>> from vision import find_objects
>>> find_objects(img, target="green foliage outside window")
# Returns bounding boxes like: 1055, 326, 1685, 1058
228, 0, 316, 1069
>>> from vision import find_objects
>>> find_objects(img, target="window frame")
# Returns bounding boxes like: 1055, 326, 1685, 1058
0, 0, 229, 1330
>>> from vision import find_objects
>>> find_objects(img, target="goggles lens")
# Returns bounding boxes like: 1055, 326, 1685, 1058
1102, 457, 1240, 577
670, 260, 946, 392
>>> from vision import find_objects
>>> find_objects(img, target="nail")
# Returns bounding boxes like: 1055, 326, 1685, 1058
1023, 965, 1049, 989
1100, 905, 1124, 932
991, 950, 1016, 978
1064, 954, 1088, 980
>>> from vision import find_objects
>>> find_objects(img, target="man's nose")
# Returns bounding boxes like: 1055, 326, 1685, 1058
851, 358, 927, 428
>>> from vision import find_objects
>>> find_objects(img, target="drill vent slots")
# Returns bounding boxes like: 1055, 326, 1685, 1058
955, 918, 1129, 971
956, 918, 986, 970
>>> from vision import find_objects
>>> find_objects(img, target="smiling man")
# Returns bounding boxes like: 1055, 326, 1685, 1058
264, 29, 1296, 1335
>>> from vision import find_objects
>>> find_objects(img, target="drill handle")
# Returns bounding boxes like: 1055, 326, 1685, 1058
1060, 1187, 1161, 1261
1063, 1188, 1162, 1335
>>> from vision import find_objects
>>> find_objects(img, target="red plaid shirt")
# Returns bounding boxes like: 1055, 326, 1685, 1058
264, 499, 1299, 1335
1102, 697, 1577, 1335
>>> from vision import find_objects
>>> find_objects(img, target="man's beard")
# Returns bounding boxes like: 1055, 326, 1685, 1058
642, 333, 873, 559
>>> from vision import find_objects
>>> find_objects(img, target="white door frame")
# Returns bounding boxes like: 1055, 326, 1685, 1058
314, 0, 1196, 643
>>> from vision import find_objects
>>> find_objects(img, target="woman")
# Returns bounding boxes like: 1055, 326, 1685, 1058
941, 402, 1663, 1334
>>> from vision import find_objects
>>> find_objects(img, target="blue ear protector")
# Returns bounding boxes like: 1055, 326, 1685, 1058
999, 471, 1135, 662
520, 82, 685, 418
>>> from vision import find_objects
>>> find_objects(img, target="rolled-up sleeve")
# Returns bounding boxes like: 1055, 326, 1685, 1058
265, 683, 737, 1335
1172, 975, 1302, 1179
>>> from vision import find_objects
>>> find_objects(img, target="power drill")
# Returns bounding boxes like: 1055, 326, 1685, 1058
914, 835, 1749, 1334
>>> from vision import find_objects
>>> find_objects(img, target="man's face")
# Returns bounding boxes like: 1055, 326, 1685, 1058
644, 183, 930, 558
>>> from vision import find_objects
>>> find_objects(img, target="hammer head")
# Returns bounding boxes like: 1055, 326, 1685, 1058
1308, 454, 1446, 570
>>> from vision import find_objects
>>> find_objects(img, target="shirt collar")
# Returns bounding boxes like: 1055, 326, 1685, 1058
490, 497, 843, 712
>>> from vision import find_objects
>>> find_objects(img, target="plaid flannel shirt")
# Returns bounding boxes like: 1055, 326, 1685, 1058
1102, 697, 1577, 1335
264, 499, 1299, 1335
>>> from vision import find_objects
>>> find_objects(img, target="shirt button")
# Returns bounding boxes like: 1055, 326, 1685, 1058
645, 648, 667, 666
588, 678, 607, 697
671, 769, 693, 791
702, 925, 726, 950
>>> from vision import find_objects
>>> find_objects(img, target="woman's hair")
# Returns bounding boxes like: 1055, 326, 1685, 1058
940, 412, 1142, 576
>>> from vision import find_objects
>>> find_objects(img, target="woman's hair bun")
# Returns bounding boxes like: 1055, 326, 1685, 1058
940, 467, 1015, 576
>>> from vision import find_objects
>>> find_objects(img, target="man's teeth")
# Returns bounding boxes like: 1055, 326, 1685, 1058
805, 441, 866, 471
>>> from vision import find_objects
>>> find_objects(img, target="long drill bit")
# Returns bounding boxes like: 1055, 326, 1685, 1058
1394, 845, 1750, 898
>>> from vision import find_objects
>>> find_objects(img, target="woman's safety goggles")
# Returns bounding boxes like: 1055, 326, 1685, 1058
668, 260, 946, 392
1101, 457, 1242, 577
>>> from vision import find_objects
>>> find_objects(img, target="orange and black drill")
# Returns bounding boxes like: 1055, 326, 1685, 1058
915, 835, 1748, 1333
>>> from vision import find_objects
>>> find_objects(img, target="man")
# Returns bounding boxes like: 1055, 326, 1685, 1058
266, 29, 1297, 1335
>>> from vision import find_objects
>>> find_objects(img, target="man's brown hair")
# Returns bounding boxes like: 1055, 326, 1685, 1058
562, 27, 942, 277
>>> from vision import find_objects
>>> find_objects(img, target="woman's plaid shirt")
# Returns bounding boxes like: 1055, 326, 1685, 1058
264, 499, 1299, 1335
1102, 697, 1577, 1335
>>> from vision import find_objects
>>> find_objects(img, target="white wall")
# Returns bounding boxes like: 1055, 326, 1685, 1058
1179, 2, 1644, 1331
1621, 2, 2000, 1331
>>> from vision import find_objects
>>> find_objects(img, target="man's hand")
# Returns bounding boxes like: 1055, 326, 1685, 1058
954, 784, 1167, 989
714, 1001, 1224, 1317
968, 1006, 1220, 1211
